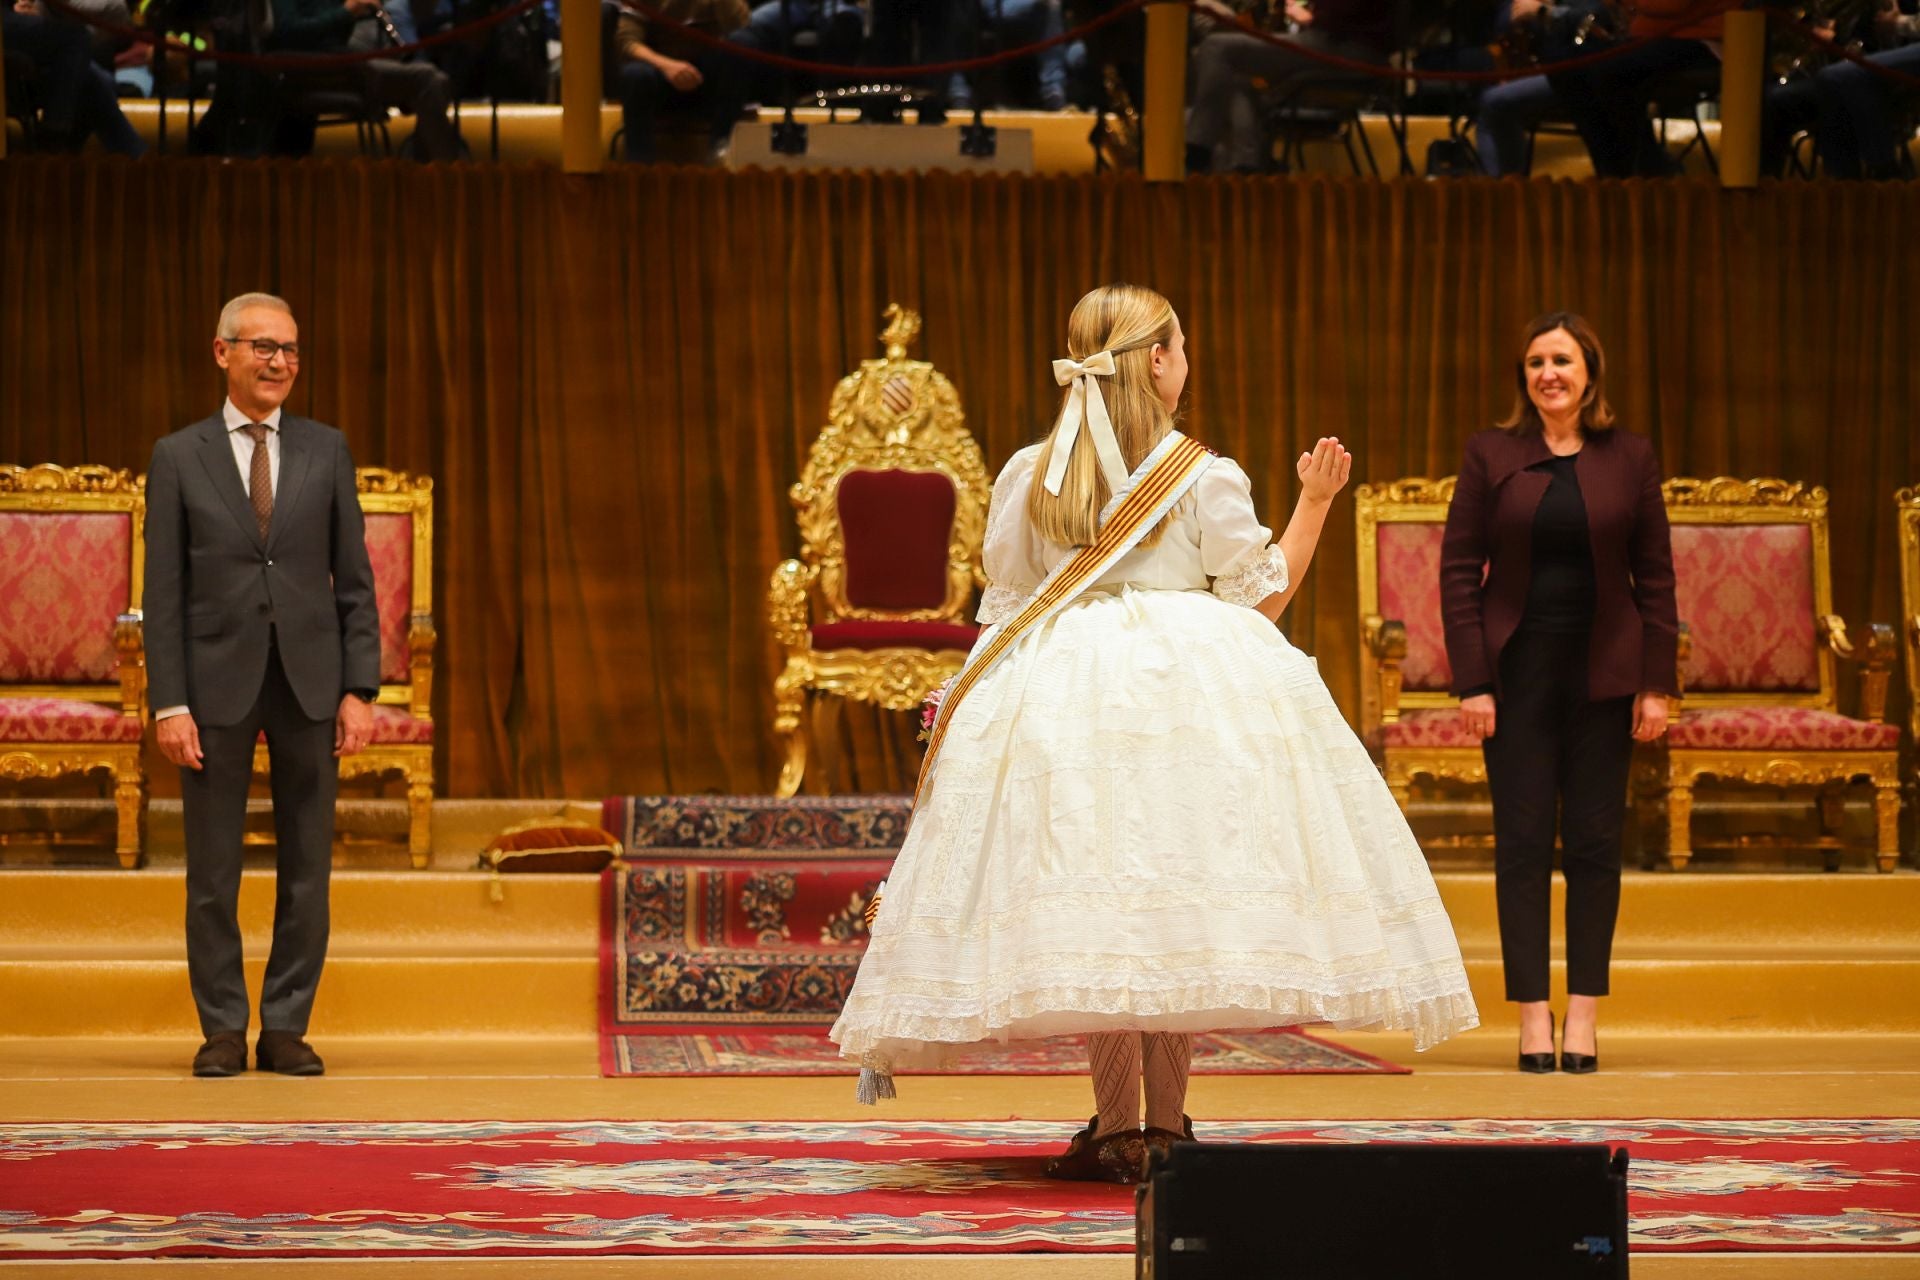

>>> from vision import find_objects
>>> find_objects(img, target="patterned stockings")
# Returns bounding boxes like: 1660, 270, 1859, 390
1087, 1031, 1194, 1136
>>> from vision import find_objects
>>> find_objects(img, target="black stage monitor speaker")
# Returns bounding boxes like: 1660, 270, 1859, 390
1137, 1141, 1629, 1279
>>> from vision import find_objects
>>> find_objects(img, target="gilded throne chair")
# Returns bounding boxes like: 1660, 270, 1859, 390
0, 465, 148, 866
252, 468, 437, 866
768, 306, 991, 797
1897, 485, 1920, 853
1656, 478, 1901, 872
1354, 477, 1489, 829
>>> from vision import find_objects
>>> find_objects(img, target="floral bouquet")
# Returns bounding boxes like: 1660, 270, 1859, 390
917, 674, 958, 743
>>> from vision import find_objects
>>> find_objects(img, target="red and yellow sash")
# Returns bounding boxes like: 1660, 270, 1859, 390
913, 431, 1215, 805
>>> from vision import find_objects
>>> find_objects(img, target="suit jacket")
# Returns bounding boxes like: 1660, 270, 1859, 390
1440, 426, 1678, 703
144, 413, 381, 728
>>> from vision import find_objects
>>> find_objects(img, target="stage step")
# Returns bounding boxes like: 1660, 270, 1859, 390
3, 867, 1918, 1037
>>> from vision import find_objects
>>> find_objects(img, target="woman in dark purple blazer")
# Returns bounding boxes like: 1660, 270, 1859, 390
1440, 312, 1678, 1075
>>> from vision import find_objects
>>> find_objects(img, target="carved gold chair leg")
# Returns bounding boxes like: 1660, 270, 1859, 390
773, 659, 811, 799
407, 770, 434, 870
1874, 782, 1902, 874
113, 762, 145, 870
1666, 778, 1695, 871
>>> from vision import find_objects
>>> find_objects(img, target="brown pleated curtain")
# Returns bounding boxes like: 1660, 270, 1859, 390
2, 159, 1914, 799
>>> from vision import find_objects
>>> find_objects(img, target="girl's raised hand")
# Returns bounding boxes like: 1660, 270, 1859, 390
1296, 436, 1353, 504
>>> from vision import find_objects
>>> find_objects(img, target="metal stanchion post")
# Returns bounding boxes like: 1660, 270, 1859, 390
560, 0, 603, 171
1142, 0, 1185, 181
1719, 7, 1767, 188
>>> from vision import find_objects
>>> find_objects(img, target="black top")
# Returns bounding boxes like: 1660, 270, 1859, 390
1521, 453, 1596, 633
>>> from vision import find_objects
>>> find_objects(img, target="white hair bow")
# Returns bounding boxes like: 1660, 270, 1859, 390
1042, 350, 1131, 497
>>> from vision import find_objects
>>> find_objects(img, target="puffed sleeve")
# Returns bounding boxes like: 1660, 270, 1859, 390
976, 446, 1051, 626
1200, 457, 1289, 608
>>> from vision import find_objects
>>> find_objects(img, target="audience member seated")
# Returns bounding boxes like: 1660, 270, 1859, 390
1183, 0, 1394, 173
268, 0, 462, 159
1545, 0, 1735, 177
866, 0, 965, 121
1474, 0, 1613, 176
725, 0, 862, 112
949, 0, 1074, 111
3, 0, 147, 154
1766, 1, 1920, 178
613, 0, 750, 161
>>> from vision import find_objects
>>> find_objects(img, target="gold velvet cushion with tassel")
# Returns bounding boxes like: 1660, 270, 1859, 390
478, 822, 623, 901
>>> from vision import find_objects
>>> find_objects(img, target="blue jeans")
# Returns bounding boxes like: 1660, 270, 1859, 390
1475, 72, 1557, 177
1814, 43, 1920, 178
1546, 37, 1719, 177
0, 11, 146, 155
965, 0, 1069, 109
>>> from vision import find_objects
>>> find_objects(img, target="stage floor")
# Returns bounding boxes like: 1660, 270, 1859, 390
5, 1030, 1919, 1277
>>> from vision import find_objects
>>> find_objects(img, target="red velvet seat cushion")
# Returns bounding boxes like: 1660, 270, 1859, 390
836, 469, 957, 612
811, 620, 979, 652
0, 696, 142, 743
1365, 708, 1480, 750
1667, 707, 1899, 751
253, 703, 433, 746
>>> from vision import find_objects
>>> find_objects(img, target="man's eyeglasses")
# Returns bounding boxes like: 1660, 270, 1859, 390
228, 336, 302, 363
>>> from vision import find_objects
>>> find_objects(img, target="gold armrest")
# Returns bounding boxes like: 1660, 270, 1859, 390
409, 612, 437, 719
769, 560, 818, 657
114, 612, 145, 718
1818, 614, 1898, 724
1365, 614, 1409, 724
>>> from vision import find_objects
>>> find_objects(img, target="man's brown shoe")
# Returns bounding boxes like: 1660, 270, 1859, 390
256, 1030, 325, 1076
192, 1031, 248, 1077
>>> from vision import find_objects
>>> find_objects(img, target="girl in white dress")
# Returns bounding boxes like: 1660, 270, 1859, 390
829, 284, 1477, 1183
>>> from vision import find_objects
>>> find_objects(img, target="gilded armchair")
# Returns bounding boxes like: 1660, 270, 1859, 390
252, 468, 436, 866
768, 306, 991, 797
1354, 477, 1489, 824
1897, 486, 1920, 845
1657, 478, 1900, 872
0, 465, 148, 866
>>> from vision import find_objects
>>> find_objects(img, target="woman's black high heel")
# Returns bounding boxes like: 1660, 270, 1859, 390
1518, 1011, 1557, 1074
1560, 1024, 1599, 1075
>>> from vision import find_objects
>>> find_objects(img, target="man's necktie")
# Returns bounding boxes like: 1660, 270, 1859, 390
242, 424, 272, 539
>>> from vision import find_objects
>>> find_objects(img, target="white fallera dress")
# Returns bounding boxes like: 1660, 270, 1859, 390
830, 444, 1478, 1079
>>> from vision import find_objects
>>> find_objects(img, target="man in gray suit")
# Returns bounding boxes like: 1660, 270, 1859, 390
145, 292, 381, 1078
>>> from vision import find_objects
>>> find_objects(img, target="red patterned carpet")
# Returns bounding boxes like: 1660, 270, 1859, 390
2, 1119, 1916, 1259
603, 1027, 1407, 1076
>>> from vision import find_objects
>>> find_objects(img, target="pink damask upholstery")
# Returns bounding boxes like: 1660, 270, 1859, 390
0, 697, 143, 743
363, 512, 412, 685
1668, 707, 1900, 752
1671, 525, 1819, 692
1365, 708, 1479, 750
1376, 523, 1452, 692
371, 702, 434, 744
0, 512, 131, 683
837, 470, 957, 612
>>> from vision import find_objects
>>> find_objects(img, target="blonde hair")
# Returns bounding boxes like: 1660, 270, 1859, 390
216, 292, 293, 340
1027, 284, 1179, 548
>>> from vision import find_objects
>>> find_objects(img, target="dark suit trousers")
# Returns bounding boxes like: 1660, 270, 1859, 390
183, 639, 338, 1037
1483, 628, 1634, 1003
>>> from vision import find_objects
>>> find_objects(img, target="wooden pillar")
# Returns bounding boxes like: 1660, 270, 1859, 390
1718, 8, 1767, 188
1142, 0, 1187, 181
560, 0, 604, 173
